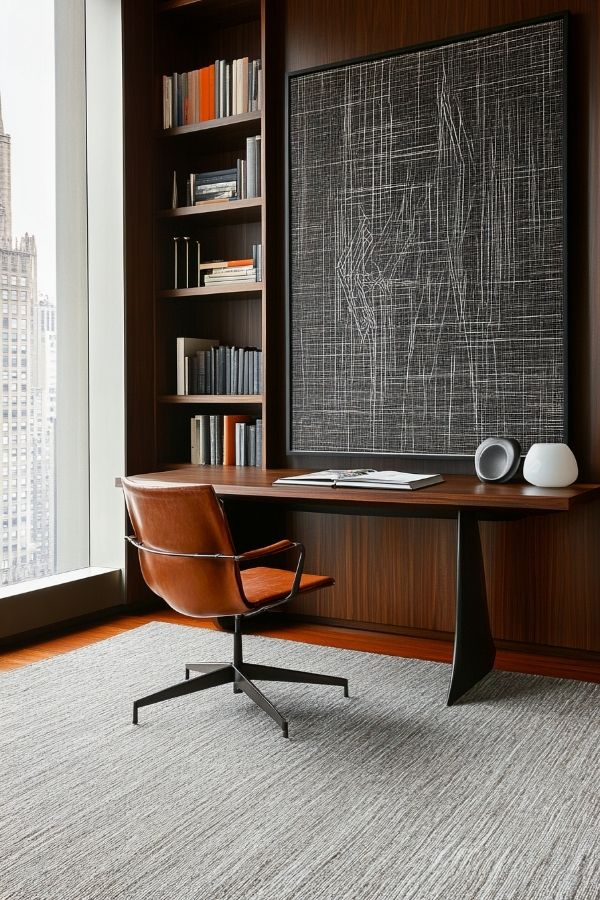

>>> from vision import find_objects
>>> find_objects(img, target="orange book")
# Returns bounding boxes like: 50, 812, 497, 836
223, 415, 252, 465
196, 69, 202, 122
208, 64, 215, 120
226, 258, 253, 267
198, 259, 254, 270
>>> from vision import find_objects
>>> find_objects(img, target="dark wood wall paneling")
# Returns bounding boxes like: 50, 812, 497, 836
275, 1, 600, 652
122, 0, 157, 604
122, 0, 600, 654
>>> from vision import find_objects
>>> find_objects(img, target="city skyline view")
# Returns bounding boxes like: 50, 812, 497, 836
1, 82, 57, 586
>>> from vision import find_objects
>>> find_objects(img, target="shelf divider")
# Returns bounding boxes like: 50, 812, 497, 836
158, 283, 263, 299
160, 395, 263, 405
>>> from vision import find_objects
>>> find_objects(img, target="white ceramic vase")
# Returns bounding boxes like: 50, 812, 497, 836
523, 443, 578, 487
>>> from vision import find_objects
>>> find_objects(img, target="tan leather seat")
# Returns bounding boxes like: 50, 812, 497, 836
122, 477, 347, 738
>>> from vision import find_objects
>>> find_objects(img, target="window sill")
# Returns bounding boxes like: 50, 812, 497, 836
0, 567, 123, 640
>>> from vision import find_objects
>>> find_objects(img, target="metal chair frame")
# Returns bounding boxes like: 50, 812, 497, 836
126, 536, 349, 738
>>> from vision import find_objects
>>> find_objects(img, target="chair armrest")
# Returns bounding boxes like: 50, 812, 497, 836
125, 536, 236, 559
236, 539, 299, 563
241, 540, 307, 616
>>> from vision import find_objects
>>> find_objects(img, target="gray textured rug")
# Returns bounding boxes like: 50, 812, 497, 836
2, 622, 600, 900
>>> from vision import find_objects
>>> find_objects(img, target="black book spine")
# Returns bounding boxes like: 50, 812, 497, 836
232, 347, 238, 394
248, 424, 256, 467
237, 348, 244, 394
225, 346, 232, 395
209, 414, 217, 464
217, 346, 225, 394
199, 415, 210, 464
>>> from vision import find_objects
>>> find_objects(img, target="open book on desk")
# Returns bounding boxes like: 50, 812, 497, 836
273, 469, 444, 490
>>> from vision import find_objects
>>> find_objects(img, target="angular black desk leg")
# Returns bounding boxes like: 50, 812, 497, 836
447, 510, 496, 705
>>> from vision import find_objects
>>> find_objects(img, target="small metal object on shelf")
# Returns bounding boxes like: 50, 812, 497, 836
173, 236, 180, 289
183, 236, 191, 288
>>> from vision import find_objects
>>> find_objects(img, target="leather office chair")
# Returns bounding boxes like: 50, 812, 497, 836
121, 477, 348, 738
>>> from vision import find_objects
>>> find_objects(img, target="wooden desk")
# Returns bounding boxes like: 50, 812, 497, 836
128, 467, 600, 704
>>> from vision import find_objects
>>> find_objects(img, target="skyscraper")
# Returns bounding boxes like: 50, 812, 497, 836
0, 94, 56, 585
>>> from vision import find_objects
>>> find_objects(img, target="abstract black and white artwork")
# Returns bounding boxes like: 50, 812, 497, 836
288, 17, 566, 456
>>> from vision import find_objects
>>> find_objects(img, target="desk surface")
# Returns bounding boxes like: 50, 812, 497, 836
128, 466, 600, 513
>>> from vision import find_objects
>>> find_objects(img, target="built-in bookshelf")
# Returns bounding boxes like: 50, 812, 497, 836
140, 0, 269, 471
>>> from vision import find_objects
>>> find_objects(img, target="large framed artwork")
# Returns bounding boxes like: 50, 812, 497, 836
287, 15, 567, 457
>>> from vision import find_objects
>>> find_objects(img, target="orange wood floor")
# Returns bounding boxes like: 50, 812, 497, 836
2, 609, 600, 684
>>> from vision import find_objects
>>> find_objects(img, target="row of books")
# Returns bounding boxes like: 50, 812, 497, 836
162, 58, 263, 129
177, 338, 262, 396
191, 415, 262, 467
184, 143, 261, 207
200, 245, 262, 286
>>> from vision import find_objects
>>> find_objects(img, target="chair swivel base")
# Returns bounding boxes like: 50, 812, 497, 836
132, 661, 349, 738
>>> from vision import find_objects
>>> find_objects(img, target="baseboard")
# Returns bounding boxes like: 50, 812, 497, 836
260, 613, 600, 683
0, 594, 162, 652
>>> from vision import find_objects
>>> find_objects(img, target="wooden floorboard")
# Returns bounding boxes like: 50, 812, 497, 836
2, 609, 600, 684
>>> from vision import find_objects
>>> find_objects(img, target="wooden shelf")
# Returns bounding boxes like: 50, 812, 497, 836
159, 0, 209, 9
123, 0, 267, 567
158, 197, 262, 223
159, 394, 262, 404
159, 110, 261, 140
158, 282, 263, 298
158, 0, 259, 26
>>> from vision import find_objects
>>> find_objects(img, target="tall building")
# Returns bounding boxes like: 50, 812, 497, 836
0, 94, 56, 585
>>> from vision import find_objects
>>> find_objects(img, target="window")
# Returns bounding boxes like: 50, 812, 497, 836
0, 4, 58, 587
0, 0, 124, 637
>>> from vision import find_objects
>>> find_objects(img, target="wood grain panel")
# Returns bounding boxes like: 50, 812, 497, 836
274, 0, 600, 652
283, 511, 456, 632
123, 0, 156, 477
122, 0, 158, 605
130, 466, 600, 512
263, 0, 286, 469
483, 501, 600, 651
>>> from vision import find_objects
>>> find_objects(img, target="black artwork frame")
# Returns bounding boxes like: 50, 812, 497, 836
286, 13, 568, 458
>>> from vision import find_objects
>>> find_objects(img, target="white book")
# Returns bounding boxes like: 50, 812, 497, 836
246, 136, 256, 198
204, 265, 255, 275
273, 469, 444, 490
204, 275, 257, 284
241, 57, 249, 114
255, 134, 262, 196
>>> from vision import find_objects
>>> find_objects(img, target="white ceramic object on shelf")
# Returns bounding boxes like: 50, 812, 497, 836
523, 443, 578, 487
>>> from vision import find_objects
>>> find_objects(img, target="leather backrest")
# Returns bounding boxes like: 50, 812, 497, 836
121, 477, 250, 617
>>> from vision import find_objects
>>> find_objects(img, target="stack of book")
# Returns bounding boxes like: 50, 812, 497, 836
183, 141, 261, 207
202, 262, 257, 286
162, 57, 263, 129
191, 414, 263, 467
177, 338, 262, 396
200, 245, 262, 286
187, 168, 238, 206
